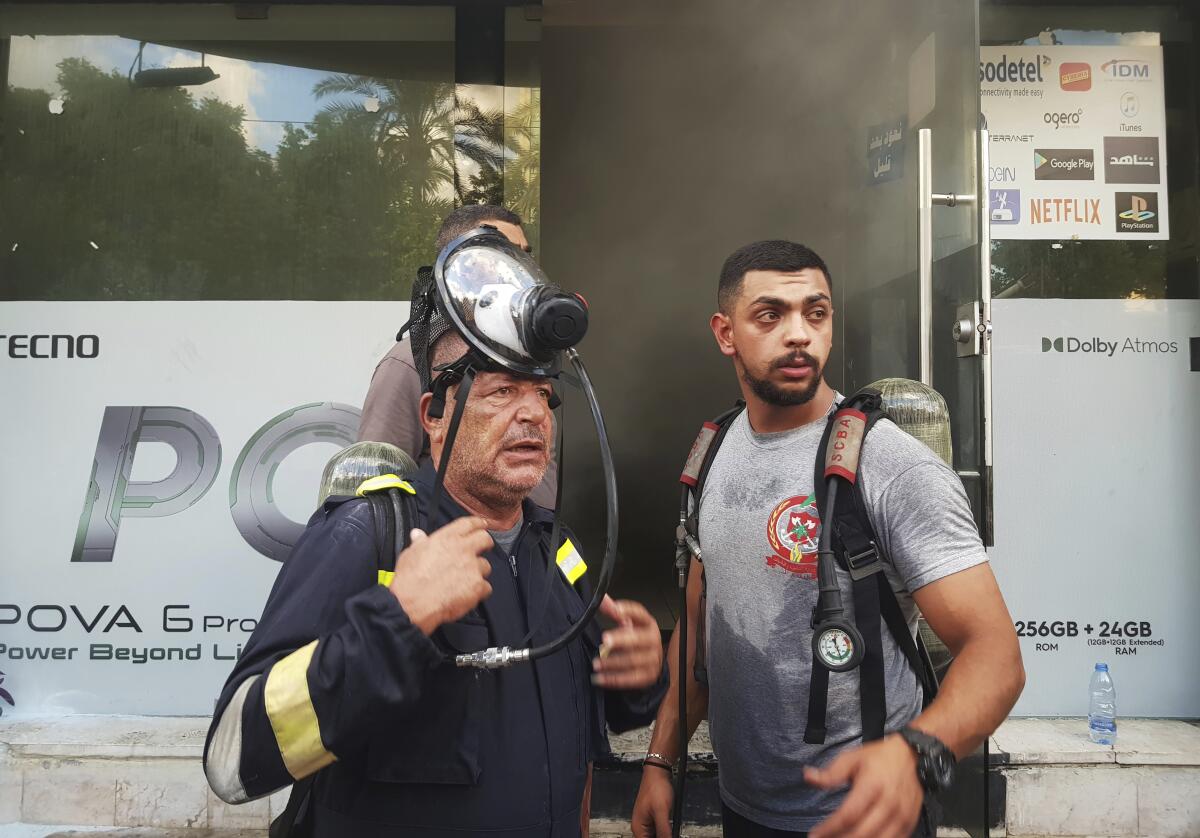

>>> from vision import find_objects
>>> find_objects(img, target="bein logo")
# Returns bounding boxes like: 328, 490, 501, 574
73, 403, 360, 564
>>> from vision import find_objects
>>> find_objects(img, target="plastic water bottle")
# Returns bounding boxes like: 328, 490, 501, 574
1088, 662, 1117, 745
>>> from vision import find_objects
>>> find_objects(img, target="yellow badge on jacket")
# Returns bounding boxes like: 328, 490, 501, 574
556, 539, 587, 584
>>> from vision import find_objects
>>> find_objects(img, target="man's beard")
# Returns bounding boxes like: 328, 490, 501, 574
741, 350, 823, 406
449, 420, 549, 506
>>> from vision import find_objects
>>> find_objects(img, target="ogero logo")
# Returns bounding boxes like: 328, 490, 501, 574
1059, 62, 1092, 91
1042, 336, 1179, 356
1044, 108, 1083, 129
0, 334, 98, 359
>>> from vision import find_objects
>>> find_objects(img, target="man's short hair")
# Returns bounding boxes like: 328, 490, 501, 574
717, 240, 832, 313
435, 204, 523, 253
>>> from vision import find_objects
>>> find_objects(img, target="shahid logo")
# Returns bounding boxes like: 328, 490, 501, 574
1104, 136, 1160, 184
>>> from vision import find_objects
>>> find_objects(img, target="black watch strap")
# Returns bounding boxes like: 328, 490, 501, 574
898, 726, 956, 793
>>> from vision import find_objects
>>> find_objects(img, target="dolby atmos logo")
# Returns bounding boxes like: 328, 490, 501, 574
1042, 336, 1179, 356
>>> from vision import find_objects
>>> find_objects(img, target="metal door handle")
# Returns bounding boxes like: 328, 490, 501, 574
917, 128, 976, 387
919, 127, 994, 545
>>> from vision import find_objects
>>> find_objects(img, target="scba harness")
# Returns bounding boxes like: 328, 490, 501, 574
269, 475, 418, 838
671, 388, 940, 834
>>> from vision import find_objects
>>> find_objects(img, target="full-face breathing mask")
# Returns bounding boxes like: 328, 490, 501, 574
399, 225, 615, 670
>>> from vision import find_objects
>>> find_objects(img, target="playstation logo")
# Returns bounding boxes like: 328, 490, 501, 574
1042, 337, 1064, 352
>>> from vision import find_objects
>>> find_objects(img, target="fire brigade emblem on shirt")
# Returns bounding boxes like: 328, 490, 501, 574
766, 495, 820, 577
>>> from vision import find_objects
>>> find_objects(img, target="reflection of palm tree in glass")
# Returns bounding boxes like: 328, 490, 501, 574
313, 76, 515, 207
314, 76, 457, 205
504, 90, 541, 227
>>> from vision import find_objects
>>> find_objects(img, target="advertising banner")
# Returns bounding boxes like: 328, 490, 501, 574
981, 46, 1169, 240
990, 299, 1200, 716
0, 301, 405, 716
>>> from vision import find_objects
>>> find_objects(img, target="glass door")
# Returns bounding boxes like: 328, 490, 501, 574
541, 0, 991, 834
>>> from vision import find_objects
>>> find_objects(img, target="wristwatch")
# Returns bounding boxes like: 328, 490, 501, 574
897, 726, 956, 793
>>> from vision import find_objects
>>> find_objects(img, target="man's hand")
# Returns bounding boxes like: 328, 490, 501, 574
592, 596, 664, 690
389, 517, 494, 635
806, 734, 922, 838
631, 764, 673, 838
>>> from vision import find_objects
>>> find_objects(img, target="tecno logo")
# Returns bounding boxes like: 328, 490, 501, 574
0, 334, 98, 359
1044, 108, 1083, 129
1042, 336, 1179, 356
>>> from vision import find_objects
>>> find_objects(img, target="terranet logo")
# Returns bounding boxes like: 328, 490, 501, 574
1042, 336, 1179, 356
1059, 62, 1092, 91
991, 133, 1035, 144
1034, 149, 1094, 181
980, 53, 1047, 83
1104, 136, 1160, 184
1116, 193, 1159, 233
1101, 59, 1151, 81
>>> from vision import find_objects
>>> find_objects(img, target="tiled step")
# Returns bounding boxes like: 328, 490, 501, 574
3, 716, 1198, 836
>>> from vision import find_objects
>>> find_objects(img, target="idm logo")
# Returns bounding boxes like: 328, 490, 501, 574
1042, 337, 1064, 352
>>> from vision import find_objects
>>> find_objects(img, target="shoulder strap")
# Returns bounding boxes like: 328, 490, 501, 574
681, 402, 744, 540
268, 483, 417, 838
678, 402, 742, 687
807, 388, 938, 744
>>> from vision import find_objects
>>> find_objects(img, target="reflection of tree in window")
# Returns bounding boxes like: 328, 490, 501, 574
991, 240, 1170, 300
1, 58, 541, 301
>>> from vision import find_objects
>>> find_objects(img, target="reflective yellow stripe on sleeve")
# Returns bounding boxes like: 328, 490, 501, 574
556, 539, 587, 584
263, 640, 336, 779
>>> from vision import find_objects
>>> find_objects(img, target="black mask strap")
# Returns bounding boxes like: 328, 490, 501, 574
396, 266, 435, 342
430, 363, 477, 518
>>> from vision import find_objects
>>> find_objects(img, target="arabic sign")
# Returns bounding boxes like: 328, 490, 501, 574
981, 46, 1169, 240
867, 118, 905, 186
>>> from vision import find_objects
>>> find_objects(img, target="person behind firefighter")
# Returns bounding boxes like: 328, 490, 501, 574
204, 256, 666, 837
358, 204, 558, 508
631, 240, 1024, 838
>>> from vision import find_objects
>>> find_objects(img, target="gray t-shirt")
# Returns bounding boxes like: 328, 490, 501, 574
699, 400, 987, 831
489, 516, 524, 555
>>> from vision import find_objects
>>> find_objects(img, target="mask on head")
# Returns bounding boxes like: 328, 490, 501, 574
434, 226, 589, 374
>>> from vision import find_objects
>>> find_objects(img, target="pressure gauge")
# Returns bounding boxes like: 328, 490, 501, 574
812, 622, 864, 672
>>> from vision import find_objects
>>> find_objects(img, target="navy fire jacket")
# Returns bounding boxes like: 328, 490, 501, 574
204, 462, 665, 837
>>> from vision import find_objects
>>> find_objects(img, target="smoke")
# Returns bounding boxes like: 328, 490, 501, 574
540, 0, 977, 615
